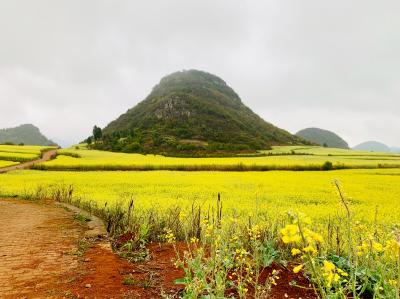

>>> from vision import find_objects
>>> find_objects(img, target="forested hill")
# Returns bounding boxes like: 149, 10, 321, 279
91, 70, 305, 155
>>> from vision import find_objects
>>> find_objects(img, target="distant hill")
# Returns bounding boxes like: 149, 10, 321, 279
0, 124, 56, 146
93, 70, 305, 155
353, 141, 391, 152
296, 128, 349, 149
390, 146, 400, 153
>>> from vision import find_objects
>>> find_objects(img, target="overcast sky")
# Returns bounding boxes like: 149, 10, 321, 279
0, 1, 399, 147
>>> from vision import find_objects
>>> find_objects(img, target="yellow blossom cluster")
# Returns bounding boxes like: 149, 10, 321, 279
321, 261, 348, 288
357, 240, 384, 256
384, 238, 400, 260
163, 228, 176, 243
248, 225, 261, 241
281, 225, 301, 244
280, 223, 323, 247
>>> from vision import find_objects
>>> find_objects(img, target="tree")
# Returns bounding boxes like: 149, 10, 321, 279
93, 125, 102, 141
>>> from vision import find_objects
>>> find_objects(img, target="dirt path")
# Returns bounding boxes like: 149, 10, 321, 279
0, 199, 183, 299
0, 199, 86, 298
0, 149, 57, 173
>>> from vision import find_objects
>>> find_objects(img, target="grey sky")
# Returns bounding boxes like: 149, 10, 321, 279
0, 1, 399, 147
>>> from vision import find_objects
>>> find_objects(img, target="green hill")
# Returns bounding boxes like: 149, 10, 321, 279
0, 124, 56, 146
296, 128, 349, 149
93, 70, 304, 155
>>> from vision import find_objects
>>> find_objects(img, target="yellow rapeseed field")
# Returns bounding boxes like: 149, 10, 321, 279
0, 160, 19, 168
0, 168, 399, 223
34, 146, 400, 171
1, 146, 399, 297
0, 144, 55, 164
0, 144, 52, 155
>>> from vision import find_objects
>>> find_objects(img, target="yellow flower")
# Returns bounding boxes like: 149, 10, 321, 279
163, 228, 176, 243
357, 242, 368, 256
291, 248, 301, 256
281, 224, 301, 244
333, 273, 340, 283
303, 228, 324, 244
337, 268, 348, 277
388, 279, 397, 286
293, 264, 303, 273
385, 239, 400, 259
372, 241, 383, 253
248, 225, 261, 240
323, 260, 336, 272
303, 245, 317, 255
179, 212, 186, 221
293, 213, 312, 225
190, 237, 199, 243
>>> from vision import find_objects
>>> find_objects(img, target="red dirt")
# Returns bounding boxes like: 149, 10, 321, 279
65, 241, 316, 299
256, 264, 316, 299
64, 242, 186, 298
0, 198, 86, 298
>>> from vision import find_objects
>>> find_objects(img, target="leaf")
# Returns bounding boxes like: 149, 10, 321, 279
174, 278, 188, 285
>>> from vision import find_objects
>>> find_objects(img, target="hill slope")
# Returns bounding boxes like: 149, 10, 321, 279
296, 128, 349, 149
353, 141, 391, 152
95, 70, 304, 154
0, 124, 56, 146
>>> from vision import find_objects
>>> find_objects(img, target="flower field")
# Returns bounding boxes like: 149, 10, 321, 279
0, 145, 56, 164
0, 160, 19, 168
1, 146, 399, 298
0, 168, 399, 222
33, 146, 400, 171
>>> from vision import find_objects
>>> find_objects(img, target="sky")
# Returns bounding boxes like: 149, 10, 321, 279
0, 1, 399, 148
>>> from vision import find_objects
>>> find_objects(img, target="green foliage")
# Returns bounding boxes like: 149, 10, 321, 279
322, 161, 334, 170
92, 125, 102, 141
73, 213, 91, 222
91, 70, 305, 155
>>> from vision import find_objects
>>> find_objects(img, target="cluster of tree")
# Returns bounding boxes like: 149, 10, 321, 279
85, 125, 103, 145
87, 125, 268, 156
